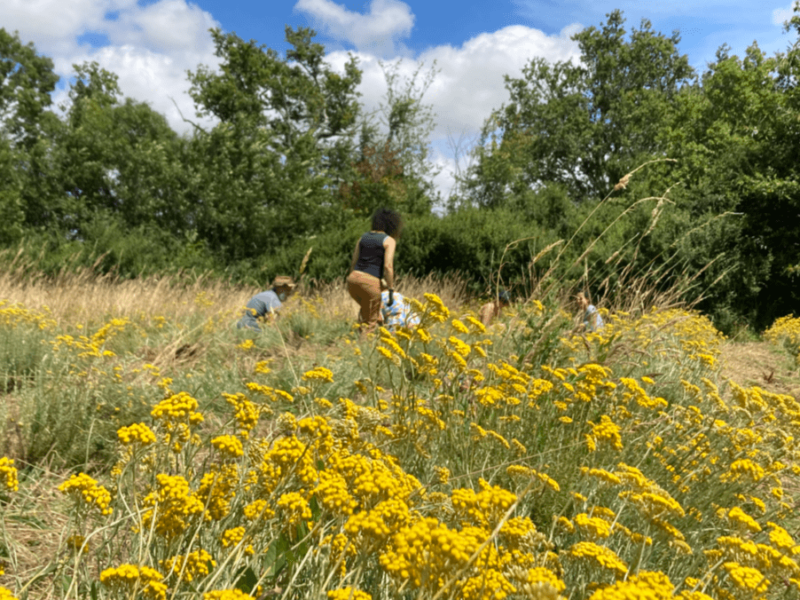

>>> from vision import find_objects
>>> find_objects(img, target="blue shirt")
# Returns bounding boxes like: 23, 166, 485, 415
237, 290, 282, 331
381, 290, 420, 332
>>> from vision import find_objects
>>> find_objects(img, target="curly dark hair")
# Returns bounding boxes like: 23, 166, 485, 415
371, 208, 403, 237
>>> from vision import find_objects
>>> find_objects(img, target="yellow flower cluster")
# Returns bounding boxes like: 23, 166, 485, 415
117, 422, 157, 445
0, 300, 56, 330
141, 474, 204, 538
150, 391, 204, 452
0, 587, 17, 600
58, 473, 113, 515
223, 393, 260, 438
99, 564, 166, 600
568, 542, 628, 577
303, 366, 335, 383
587, 415, 623, 451
203, 591, 254, 600
764, 315, 800, 362
160, 549, 216, 582
327, 587, 372, 600
0, 457, 19, 492
212, 434, 244, 458
277, 491, 313, 527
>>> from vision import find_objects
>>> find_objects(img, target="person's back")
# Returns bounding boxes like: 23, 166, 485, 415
380, 289, 419, 331
347, 208, 402, 335
354, 232, 388, 279
479, 290, 511, 326
238, 290, 282, 331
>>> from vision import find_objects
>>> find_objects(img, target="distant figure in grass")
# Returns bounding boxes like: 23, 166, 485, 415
380, 279, 420, 332
576, 291, 604, 332
479, 290, 511, 327
237, 276, 296, 332
347, 208, 402, 335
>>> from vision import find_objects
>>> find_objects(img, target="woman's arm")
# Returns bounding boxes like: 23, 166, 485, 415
349, 238, 361, 273
383, 236, 396, 289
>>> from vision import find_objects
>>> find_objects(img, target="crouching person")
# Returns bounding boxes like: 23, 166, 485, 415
380, 279, 420, 332
237, 276, 296, 332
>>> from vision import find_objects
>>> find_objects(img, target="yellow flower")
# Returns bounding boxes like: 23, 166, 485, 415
727, 507, 761, 533
0, 457, 19, 492
63, 534, 88, 554
723, 562, 770, 593
451, 319, 470, 334
574, 513, 612, 539
160, 550, 216, 582
58, 473, 113, 516
303, 366, 334, 383
100, 564, 166, 600
203, 591, 254, 600
211, 435, 244, 459
568, 541, 628, 577
0, 587, 18, 600
117, 423, 157, 446
327, 588, 372, 600
141, 474, 204, 539
277, 492, 313, 526
588, 571, 674, 599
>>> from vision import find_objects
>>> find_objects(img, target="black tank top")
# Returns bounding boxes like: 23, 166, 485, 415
354, 232, 387, 279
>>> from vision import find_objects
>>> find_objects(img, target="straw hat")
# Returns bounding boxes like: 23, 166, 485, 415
272, 275, 296, 289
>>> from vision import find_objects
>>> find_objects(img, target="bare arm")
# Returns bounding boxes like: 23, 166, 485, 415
349, 238, 361, 273
383, 236, 396, 289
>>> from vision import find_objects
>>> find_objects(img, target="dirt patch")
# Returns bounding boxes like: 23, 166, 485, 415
720, 341, 800, 398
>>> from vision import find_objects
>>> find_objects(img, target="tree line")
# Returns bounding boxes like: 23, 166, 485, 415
1, 8, 799, 331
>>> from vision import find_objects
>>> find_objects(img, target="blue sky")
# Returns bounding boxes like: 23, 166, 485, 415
190, 0, 798, 67
3, 0, 798, 198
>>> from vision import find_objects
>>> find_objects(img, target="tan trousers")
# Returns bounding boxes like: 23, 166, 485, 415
347, 270, 381, 333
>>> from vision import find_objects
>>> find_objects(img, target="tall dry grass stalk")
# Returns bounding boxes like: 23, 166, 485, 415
0, 265, 259, 324
0, 259, 471, 327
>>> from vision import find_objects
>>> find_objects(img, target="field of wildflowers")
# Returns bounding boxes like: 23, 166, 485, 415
1, 276, 800, 600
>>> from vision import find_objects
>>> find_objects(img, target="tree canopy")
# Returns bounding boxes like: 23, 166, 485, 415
1, 8, 800, 330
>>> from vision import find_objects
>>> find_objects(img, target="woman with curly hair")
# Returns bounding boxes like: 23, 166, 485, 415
347, 208, 402, 334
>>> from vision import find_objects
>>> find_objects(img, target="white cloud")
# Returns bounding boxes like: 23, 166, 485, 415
295, 0, 414, 55
4, 0, 580, 197
326, 23, 580, 200
61, 44, 216, 132
1, 0, 219, 133
1, 0, 134, 56
772, 1, 799, 25
329, 24, 580, 139
108, 0, 218, 57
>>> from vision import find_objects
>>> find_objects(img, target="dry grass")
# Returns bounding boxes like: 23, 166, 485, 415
0, 267, 472, 327
0, 266, 259, 325
300, 272, 471, 320
720, 341, 800, 398
1, 465, 71, 591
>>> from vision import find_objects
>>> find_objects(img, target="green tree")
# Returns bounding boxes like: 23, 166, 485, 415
0, 29, 63, 235
187, 27, 363, 261
46, 63, 191, 238
0, 28, 59, 144
465, 11, 694, 207
0, 137, 24, 245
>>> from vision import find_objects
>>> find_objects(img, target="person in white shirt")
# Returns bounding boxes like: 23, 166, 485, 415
576, 292, 604, 332
379, 279, 419, 332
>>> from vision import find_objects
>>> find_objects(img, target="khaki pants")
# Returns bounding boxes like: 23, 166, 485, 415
347, 270, 381, 333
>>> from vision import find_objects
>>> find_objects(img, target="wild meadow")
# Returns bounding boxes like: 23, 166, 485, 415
1, 263, 800, 600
